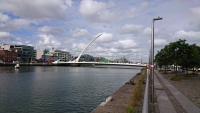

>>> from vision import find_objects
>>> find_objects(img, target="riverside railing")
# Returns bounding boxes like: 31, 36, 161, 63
142, 69, 150, 113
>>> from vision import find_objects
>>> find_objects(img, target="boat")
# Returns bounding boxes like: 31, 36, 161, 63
15, 63, 20, 69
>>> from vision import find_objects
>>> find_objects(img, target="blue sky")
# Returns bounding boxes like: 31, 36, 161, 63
0, 0, 200, 62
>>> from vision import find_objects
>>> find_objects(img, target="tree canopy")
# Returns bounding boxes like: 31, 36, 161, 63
155, 39, 200, 75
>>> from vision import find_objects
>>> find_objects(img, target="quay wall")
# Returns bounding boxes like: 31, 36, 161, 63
91, 68, 146, 113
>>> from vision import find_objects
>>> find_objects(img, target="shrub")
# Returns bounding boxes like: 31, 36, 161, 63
169, 76, 182, 81
125, 69, 146, 113
162, 72, 168, 74
125, 105, 136, 113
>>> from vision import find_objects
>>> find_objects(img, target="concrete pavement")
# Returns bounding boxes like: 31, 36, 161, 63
154, 70, 200, 113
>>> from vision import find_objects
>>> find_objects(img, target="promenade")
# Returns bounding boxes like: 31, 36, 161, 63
154, 70, 200, 113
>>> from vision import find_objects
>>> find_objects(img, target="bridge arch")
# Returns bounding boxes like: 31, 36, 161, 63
74, 34, 102, 62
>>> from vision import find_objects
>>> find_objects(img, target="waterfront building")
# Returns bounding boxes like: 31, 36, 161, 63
0, 48, 17, 63
33, 50, 45, 61
93, 57, 99, 62
79, 54, 94, 62
0, 44, 34, 63
46, 48, 73, 62
116, 56, 129, 63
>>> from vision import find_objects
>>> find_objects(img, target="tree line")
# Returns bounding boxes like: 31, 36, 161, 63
155, 39, 200, 75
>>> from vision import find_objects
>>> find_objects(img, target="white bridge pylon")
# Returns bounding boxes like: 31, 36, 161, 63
73, 34, 102, 62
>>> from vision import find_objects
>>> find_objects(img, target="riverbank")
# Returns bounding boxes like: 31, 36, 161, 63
91, 68, 146, 113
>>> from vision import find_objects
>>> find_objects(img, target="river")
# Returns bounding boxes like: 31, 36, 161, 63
0, 66, 141, 113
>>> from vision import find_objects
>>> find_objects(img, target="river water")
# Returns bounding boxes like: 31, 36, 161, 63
0, 66, 141, 113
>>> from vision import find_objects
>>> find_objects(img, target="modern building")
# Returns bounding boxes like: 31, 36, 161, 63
116, 56, 129, 63
79, 54, 94, 62
41, 48, 73, 62
0, 44, 34, 63
33, 50, 45, 60
93, 57, 108, 62
0, 48, 17, 63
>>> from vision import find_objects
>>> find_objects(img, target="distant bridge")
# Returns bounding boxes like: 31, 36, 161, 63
52, 34, 147, 68
52, 61, 147, 68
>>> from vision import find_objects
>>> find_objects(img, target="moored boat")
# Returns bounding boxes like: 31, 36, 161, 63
15, 64, 19, 69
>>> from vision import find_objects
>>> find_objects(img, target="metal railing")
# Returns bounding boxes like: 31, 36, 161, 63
142, 69, 150, 113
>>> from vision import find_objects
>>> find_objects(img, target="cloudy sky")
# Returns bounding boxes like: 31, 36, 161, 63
0, 0, 200, 62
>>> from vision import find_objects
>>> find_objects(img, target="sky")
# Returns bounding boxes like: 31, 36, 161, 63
0, 0, 200, 62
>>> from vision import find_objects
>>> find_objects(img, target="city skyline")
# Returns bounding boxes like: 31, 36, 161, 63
0, 0, 200, 62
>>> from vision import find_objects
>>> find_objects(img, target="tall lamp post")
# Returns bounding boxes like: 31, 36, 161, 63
151, 17, 162, 103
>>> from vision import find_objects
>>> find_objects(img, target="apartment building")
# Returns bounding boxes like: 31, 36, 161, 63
0, 44, 34, 63
47, 48, 73, 62
0, 48, 17, 63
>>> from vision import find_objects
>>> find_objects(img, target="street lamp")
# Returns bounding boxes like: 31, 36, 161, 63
151, 16, 162, 103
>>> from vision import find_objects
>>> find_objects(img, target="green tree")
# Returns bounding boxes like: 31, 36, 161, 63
167, 39, 188, 76
155, 45, 173, 73
155, 39, 200, 76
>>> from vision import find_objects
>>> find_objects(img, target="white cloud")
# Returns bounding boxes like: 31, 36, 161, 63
143, 27, 151, 35
96, 32, 113, 43
63, 38, 77, 44
0, 12, 10, 22
118, 24, 143, 34
0, 19, 31, 32
79, 0, 115, 23
123, 2, 148, 19
0, 32, 22, 44
72, 43, 86, 52
154, 39, 167, 46
36, 35, 61, 49
79, 1, 148, 23
70, 28, 90, 38
0, 0, 73, 19
190, 7, 200, 23
79, 0, 109, 16
0, 31, 11, 39
143, 27, 159, 35
109, 48, 119, 53
65, 0, 73, 7
95, 46, 107, 53
38, 26, 64, 35
173, 30, 200, 41
25, 41, 30, 44
148, 39, 167, 46
114, 39, 138, 49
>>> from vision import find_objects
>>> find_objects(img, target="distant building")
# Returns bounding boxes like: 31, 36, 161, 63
45, 48, 73, 62
0, 48, 17, 63
93, 57, 99, 62
116, 56, 129, 63
79, 54, 94, 62
32, 50, 45, 61
94, 57, 107, 62
0, 44, 34, 63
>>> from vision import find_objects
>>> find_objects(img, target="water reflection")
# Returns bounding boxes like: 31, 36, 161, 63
0, 66, 58, 73
0, 66, 141, 113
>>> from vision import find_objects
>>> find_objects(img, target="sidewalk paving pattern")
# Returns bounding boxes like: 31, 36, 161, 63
155, 70, 200, 113
154, 73, 176, 113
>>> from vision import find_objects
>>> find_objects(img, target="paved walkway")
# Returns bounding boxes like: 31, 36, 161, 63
154, 70, 200, 113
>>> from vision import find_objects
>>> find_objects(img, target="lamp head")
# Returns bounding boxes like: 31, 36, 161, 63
153, 17, 162, 21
